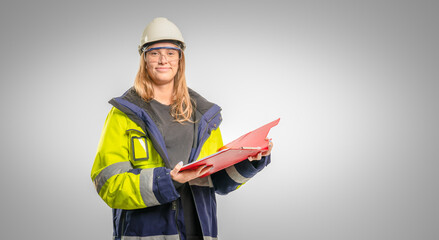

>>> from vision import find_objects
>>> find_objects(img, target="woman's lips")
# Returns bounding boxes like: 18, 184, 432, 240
155, 67, 171, 72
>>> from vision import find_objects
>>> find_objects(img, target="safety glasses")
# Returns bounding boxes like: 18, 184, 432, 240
142, 46, 182, 63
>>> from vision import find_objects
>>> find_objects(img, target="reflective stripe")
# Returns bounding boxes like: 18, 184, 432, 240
225, 166, 250, 184
114, 234, 180, 240
189, 176, 213, 187
93, 161, 132, 193
203, 237, 218, 240
138, 138, 146, 151
112, 235, 217, 240
139, 168, 160, 206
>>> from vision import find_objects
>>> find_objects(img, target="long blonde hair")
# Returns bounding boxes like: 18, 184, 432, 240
134, 50, 194, 123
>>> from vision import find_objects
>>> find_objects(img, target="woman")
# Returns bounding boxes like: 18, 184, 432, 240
91, 17, 273, 240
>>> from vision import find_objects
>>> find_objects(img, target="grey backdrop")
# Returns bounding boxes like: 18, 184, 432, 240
1, 0, 438, 239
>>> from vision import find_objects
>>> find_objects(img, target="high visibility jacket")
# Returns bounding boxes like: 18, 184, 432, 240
91, 88, 271, 240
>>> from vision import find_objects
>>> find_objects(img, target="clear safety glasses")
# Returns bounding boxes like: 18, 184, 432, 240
143, 46, 182, 63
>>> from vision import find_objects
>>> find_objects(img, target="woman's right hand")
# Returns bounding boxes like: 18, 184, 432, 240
170, 162, 212, 183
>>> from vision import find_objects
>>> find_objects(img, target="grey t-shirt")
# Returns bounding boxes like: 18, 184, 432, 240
148, 99, 203, 239
149, 99, 194, 168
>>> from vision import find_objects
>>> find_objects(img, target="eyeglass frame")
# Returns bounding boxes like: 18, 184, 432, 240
142, 46, 182, 63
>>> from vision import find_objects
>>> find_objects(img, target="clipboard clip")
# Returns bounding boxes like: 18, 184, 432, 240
240, 147, 262, 150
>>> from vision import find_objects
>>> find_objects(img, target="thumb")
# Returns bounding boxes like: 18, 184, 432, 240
171, 161, 183, 175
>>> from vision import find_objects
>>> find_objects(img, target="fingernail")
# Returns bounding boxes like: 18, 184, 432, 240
178, 161, 183, 166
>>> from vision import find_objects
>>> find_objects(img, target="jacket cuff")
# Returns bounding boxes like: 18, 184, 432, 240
235, 154, 271, 178
251, 154, 271, 170
152, 167, 180, 204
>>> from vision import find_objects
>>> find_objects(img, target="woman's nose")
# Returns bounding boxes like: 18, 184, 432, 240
158, 54, 168, 64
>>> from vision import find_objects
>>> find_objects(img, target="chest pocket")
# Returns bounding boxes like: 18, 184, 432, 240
127, 129, 165, 169
131, 136, 149, 161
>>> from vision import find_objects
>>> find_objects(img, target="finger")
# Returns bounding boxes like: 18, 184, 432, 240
262, 141, 273, 156
170, 161, 183, 176
266, 140, 273, 152
249, 152, 262, 161
195, 164, 208, 175
199, 165, 213, 177
261, 149, 270, 156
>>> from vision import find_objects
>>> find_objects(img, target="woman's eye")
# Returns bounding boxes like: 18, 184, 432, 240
149, 51, 159, 56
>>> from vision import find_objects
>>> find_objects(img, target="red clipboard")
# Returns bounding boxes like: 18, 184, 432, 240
179, 118, 280, 177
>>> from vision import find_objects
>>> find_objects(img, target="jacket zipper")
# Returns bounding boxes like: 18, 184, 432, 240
120, 210, 126, 240
172, 201, 182, 239
189, 184, 205, 238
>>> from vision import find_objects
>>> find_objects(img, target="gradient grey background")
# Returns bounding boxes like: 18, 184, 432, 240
1, 0, 438, 239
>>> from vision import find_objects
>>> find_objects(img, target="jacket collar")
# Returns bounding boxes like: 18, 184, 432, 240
112, 87, 221, 121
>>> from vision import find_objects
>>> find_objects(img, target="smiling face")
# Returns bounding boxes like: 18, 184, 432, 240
144, 42, 181, 86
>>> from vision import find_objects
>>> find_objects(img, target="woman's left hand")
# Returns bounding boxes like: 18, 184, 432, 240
170, 162, 212, 183
248, 139, 273, 161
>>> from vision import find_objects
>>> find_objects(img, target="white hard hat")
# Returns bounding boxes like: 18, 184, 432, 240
138, 17, 186, 54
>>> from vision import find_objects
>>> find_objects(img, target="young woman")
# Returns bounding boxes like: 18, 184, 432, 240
91, 17, 273, 240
